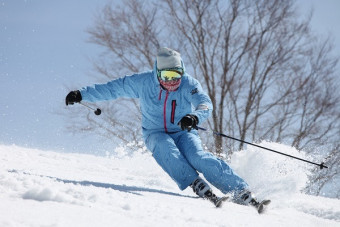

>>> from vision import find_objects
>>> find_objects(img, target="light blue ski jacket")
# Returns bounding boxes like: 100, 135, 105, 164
80, 62, 213, 138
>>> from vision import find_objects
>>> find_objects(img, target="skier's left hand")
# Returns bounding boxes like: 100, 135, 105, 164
179, 114, 198, 132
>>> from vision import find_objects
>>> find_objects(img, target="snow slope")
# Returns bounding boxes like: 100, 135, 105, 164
1, 143, 339, 227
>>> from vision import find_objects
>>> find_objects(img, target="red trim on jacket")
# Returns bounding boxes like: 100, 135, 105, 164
163, 91, 169, 132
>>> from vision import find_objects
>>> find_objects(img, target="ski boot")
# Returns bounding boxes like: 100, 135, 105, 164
204, 189, 229, 208
235, 190, 271, 214
191, 176, 228, 208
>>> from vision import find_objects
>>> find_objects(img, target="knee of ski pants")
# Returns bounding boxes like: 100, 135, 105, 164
144, 132, 198, 190
176, 131, 220, 173
176, 131, 249, 193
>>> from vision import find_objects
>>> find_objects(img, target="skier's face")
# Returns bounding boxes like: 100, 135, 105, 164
157, 68, 183, 91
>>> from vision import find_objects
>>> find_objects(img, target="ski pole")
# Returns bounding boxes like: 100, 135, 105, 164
79, 102, 102, 115
197, 127, 328, 169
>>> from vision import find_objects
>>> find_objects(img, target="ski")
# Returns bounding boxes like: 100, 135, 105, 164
214, 196, 229, 208
206, 196, 229, 208
209, 196, 270, 212
255, 199, 271, 214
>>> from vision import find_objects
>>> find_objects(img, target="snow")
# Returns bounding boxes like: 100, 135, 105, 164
1, 143, 339, 227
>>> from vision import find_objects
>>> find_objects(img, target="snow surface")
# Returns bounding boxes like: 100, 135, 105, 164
1, 143, 339, 227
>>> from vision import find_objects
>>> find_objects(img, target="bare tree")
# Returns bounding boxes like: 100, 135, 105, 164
64, 0, 340, 197
67, 0, 163, 147
160, 0, 339, 154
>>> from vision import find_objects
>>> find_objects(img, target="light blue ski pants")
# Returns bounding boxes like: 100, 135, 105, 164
144, 130, 248, 193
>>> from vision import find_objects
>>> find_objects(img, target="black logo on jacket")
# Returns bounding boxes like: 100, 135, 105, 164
191, 88, 198, 95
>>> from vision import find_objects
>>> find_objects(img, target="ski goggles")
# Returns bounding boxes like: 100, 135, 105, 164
157, 68, 184, 81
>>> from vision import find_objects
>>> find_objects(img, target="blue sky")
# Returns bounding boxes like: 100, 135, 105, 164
0, 0, 112, 154
1, 0, 339, 154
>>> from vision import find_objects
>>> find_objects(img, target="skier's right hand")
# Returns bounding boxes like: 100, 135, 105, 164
179, 114, 198, 132
65, 90, 82, 106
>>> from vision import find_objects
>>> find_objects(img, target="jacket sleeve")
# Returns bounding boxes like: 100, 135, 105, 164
79, 74, 142, 102
189, 81, 213, 124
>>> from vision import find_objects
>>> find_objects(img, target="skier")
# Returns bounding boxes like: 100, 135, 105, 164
65, 47, 269, 211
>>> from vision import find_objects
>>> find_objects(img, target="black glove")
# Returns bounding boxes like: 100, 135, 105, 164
65, 90, 82, 106
179, 114, 198, 132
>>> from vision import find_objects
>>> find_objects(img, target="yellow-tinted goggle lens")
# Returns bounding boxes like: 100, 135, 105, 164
160, 70, 182, 81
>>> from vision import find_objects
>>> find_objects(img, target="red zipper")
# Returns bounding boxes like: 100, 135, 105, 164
163, 91, 169, 132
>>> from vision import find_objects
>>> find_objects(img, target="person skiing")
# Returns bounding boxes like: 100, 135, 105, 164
65, 47, 269, 211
